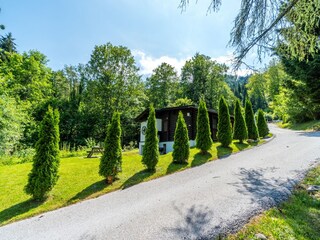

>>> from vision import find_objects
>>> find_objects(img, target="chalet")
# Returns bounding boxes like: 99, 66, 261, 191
136, 105, 226, 155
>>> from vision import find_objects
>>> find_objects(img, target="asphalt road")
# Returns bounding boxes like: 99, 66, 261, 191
1, 124, 319, 240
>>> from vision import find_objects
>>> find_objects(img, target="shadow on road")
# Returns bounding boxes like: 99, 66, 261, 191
0, 199, 44, 224
228, 167, 295, 205
297, 131, 320, 138
166, 203, 218, 239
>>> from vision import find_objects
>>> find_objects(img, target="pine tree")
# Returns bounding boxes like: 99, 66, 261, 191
245, 100, 259, 140
142, 105, 159, 171
196, 98, 212, 153
217, 97, 233, 147
99, 112, 122, 183
233, 99, 248, 143
257, 109, 269, 138
25, 106, 60, 200
172, 111, 190, 163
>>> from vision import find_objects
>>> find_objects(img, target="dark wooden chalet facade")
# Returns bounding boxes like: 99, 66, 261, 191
136, 105, 227, 154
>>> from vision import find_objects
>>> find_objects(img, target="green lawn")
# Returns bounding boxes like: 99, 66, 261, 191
278, 120, 320, 131
227, 165, 320, 240
0, 140, 263, 226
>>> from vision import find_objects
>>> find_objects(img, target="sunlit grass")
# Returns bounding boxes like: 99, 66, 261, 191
278, 120, 320, 131
0, 140, 263, 226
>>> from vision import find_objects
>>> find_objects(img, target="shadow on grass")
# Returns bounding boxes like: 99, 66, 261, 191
234, 142, 250, 151
121, 169, 155, 189
191, 152, 212, 167
0, 199, 44, 224
68, 179, 107, 203
166, 162, 188, 174
217, 145, 233, 159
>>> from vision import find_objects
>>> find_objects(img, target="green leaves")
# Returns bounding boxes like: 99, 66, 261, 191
99, 112, 122, 179
217, 97, 233, 147
233, 99, 248, 143
257, 109, 269, 138
196, 99, 212, 153
245, 100, 259, 140
25, 106, 60, 200
142, 105, 159, 171
172, 111, 190, 163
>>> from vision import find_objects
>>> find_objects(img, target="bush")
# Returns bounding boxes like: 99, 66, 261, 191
99, 112, 122, 182
233, 99, 248, 143
257, 109, 270, 138
196, 98, 213, 153
142, 105, 159, 171
245, 100, 259, 140
25, 106, 60, 200
217, 97, 233, 147
172, 111, 190, 163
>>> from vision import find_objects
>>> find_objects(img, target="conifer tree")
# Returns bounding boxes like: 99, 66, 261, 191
196, 98, 212, 153
233, 99, 248, 143
25, 106, 60, 200
99, 112, 122, 183
245, 100, 259, 140
142, 104, 159, 171
217, 96, 233, 147
172, 111, 190, 163
257, 109, 269, 138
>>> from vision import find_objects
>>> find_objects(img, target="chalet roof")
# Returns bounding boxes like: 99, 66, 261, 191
135, 105, 218, 122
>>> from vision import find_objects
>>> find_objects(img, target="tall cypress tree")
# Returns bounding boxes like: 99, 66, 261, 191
99, 112, 122, 183
217, 97, 233, 147
257, 109, 269, 138
233, 99, 248, 143
196, 98, 212, 153
172, 111, 190, 163
245, 100, 259, 140
142, 104, 159, 171
25, 106, 60, 200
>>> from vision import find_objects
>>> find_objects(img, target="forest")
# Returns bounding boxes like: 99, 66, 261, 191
0, 1, 319, 161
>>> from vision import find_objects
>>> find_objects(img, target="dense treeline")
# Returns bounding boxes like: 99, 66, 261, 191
1, 11, 319, 157
0, 34, 241, 156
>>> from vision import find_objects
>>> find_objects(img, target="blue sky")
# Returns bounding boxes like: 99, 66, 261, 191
1, 0, 263, 75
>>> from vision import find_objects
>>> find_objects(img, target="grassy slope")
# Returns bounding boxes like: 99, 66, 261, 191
227, 165, 320, 240
278, 120, 320, 131
0, 140, 263, 226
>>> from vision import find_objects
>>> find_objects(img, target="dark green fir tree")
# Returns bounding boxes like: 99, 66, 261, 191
257, 109, 269, 138
217, 96, 233, 147
142, 104, 159, 171
245, 100, 259, 140
25, 106, 60, 200
99, 112, 122, 183
233, 99, 248, 143
172, 111, 190, 163
196, 98, 212, 153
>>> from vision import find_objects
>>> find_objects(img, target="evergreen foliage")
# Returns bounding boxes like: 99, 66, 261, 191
196, 99, 212, 153
217, 97, 233, 147
233, 99, 248, 143
142, 105, 159, 171
245, 100, 259, 140
257, 109, 269, 138
172, 111, 190, 163
99, 112, 122, 181
25, 106, 60, 200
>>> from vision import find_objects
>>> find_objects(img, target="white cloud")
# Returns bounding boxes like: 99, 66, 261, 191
133, 50, 253, 77
133, 50, 190, 75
